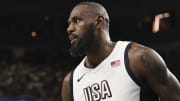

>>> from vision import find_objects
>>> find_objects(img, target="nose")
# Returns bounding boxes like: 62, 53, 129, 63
67, 23, 75, 34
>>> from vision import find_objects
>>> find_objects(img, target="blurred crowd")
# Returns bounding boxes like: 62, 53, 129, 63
0, 60, 71, 101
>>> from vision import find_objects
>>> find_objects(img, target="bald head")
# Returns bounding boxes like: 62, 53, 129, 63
75, 2, 110, 24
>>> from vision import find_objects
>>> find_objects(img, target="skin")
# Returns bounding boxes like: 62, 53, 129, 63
62, 2, 180, 101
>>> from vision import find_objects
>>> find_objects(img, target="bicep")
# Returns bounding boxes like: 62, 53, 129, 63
61, 72, 71, 101
138, 48, 180, 101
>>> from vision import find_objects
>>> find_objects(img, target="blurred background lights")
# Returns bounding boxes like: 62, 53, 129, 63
152, 12, 170, 33
31, 31, 37, 38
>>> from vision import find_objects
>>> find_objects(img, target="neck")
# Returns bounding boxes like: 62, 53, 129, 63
85, 41, 115, 68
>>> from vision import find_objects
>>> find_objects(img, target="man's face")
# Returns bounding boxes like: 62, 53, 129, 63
67, 5, 97, 57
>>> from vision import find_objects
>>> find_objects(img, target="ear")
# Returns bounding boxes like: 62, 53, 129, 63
95, 16, 105, 29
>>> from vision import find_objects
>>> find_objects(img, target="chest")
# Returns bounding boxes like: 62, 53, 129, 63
73, 64, 140, 101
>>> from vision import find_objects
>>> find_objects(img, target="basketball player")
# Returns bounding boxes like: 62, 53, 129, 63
61, 2, 180, 101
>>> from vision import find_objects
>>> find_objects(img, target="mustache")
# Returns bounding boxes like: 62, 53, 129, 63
68, 33, 79, 40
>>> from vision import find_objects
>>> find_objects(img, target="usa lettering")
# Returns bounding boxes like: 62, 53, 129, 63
83, 80, 112, 101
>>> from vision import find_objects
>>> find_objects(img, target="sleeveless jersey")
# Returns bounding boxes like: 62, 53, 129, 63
70, 41, 159, 101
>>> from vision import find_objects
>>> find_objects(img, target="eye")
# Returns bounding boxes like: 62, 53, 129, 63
73, 16, 81, 24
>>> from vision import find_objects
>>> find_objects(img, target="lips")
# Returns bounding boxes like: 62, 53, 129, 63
69, 34, 78, 44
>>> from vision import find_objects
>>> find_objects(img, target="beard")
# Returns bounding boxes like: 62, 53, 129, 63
69, 26, 97, 57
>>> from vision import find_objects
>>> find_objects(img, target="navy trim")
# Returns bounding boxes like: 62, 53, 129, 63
70, 71, 74, 101
124, 42, 159, 101
140, 87, 159, 101
124, 42, 141, 86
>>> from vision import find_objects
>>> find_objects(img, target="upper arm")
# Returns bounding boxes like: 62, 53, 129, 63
61, 72, 72, 101
128, 43, 180, 101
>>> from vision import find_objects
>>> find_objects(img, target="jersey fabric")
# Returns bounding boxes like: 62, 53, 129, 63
70, 41, 159, 101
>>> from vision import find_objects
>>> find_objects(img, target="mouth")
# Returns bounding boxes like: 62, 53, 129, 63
69, 34, 78, 44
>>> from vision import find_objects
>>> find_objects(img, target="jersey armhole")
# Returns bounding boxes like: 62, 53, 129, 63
70, 70, 74, 101
124, 42, 141, 86
124, 42, 159, 100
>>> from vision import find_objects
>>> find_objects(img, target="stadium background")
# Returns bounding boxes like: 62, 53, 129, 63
0, 0, 179, 101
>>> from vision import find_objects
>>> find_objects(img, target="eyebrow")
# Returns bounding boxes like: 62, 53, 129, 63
68, 16, 79, 24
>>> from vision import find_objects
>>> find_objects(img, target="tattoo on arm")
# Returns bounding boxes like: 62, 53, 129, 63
139, 48, 180, 101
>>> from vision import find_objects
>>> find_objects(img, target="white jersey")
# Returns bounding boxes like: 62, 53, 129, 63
70, 41, 159, 101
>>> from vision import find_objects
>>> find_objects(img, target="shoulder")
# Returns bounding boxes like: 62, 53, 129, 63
63, 72, 72, 82
127, 42, 180, 100
61, 72, 72, 101
127, 42, 167, 83
62, 72, 73, 90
